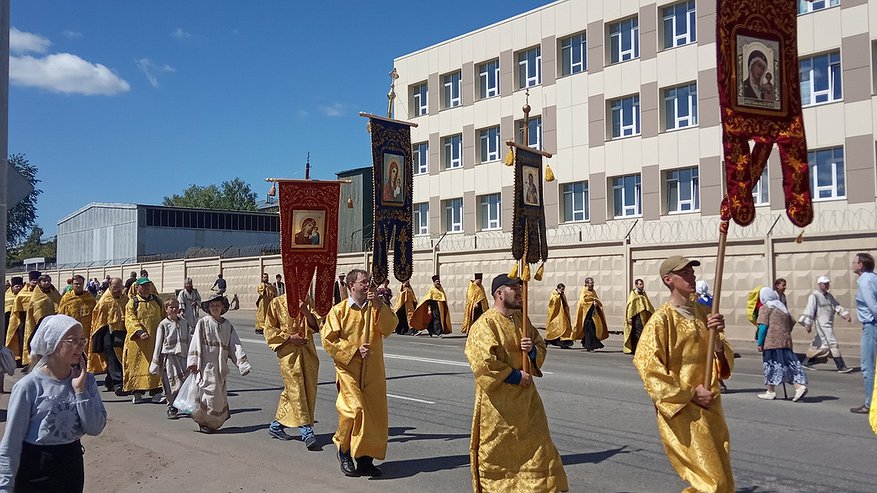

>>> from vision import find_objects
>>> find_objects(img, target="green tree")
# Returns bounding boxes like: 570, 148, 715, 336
162, 178, 257, 211
7, 154, 42, 248
7, 226, 56, 266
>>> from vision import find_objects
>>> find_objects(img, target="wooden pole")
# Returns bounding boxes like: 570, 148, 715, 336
521, 270, 531, 375
703, 220, 729, 387
360, 298, 371, 390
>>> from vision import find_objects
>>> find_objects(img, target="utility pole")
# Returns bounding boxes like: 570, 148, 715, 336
1, 0, 11, 291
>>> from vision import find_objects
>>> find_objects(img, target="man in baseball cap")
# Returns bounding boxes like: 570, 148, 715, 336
800, 275, 853, 372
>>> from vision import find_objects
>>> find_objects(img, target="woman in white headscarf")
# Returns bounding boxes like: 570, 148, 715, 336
0, 314, 107, 492
755, 287, 808, 402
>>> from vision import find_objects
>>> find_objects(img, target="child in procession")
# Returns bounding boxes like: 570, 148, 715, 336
149, 299, 193, 419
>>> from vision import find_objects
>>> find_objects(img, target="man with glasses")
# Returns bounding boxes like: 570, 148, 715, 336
123, 278, 164, 404
58, 275, 100, 372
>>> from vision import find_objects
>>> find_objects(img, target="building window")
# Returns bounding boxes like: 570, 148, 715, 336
478, 59, 500, 99
410, 82, 428, 117
562, 181, 590, 222
515, 116, 542, 150
479, 193, 502, 230
798, 0, 839, 14
560, 32, 587, 76
517, 46, 542, 89
612, 174, 642, 217
662, 1, 696, 49
444, 198, 463, 233
753, 166, 769, 205
666, 167, 700, 213
610, 95, 640, 139
800, 51, 841, 106
443, 134, 463, 169
479, 126, 501, 163
609, 17, 639, 63
413, 142, 429, 174
413, 202, 429, 235
808, 147, 845, 200
442, 71, 461, 108
664, 83, 698, 130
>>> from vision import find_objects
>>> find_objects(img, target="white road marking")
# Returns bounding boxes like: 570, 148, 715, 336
239, 337, 267, 345
387, 394, 436, 404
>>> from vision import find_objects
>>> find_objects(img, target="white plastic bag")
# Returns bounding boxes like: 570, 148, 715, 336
172, 373, 200, 415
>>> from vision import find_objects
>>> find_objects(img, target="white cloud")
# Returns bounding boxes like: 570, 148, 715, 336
62, 30, 83, 39
319, 103, 345, 117
171, 27, 192, 40
11, 53, 130, 95
10, 27, 51, 54
135, 58, 175, 88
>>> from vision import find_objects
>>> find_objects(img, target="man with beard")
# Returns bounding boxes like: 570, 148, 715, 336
333, 273, 347, 304
393, 281, 417, 335
57, 275, 100, 371
624, 279, 655, 355
92, 277, 128, 393
256, 273, 278, 335
545, 283, 573, 349
5, 271, 39, 363
124, 278, 164, 404
461, 273, 488, 335
177, 278, 202, 329
411, 275, 452, 337
573, 277, 608, 351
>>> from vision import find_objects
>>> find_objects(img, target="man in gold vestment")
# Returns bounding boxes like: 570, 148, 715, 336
124, 277, 164, 403
411, 275, 452, 337
393, 281, 417, 335
624, 278, 655, 355
633, 256, 735, 493
461, 273, 488, 335
22, 275, 61, 366
58, 275, 100, 372
127, 269, 156, 299
545, 283, 574, 349
573, 277, 608, 351
6, 271, 39, 363
321, 269, 397, 478
93, 278, 128, 393
255, 273, 278, 334
264, 293, 320, 450
3, 277, 24, 352
465, 274, 568, 493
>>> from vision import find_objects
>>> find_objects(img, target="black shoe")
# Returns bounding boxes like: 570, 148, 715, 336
850, 405, 870, 414
114, 387, 130, 397
268, 425, 294, 440
546, 338, 560, 347
167, 407, 179, 420
304, 434, 319, 451
561, 341, 573, 349
338, 451, 360, 477
356, 456, 382, 477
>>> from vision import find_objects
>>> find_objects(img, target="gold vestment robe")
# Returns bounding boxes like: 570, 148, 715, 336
461, 281, 489, 334
4, 288, 14, 314
256, 282, 278, 332
58, 290, 101, 372
265, 294, 320, 428
632, 302, 735, 493
123, 294, 163, 392
92, 290, 128, 372
545, 290, 573, 342
393, 285, 417, 325
624, 290, 655, 354
410, 286, 452, 334
321, 299, 397, 459
465, 309, 569, 493
22, 288, 61, 365
572, 288, 607, 341
871, 373, 877, 435
5, 286, 34, 361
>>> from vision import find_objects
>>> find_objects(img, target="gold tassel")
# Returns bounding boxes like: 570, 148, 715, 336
522, 263, 531, 282
504, 148, 514, 166
795, 231, 804, 244
508, 263, 518, 279
534, 263, 544, 281
544, 164, 555, 182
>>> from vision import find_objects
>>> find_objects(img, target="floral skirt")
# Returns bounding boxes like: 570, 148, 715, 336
763, 348, 808, 386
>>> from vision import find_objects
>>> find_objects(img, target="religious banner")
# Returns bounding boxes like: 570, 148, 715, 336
368, 115, 414, 284
278, 180, 340, 316
717, 0, 813, 227
510, 142, 550, 275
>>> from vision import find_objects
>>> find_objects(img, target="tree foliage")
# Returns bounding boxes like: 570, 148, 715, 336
7, 226, 56, 267
162, 178, 258, 211
7, 154, 42, 248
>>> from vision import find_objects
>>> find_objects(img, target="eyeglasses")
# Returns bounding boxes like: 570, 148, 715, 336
61, 338, 88, 347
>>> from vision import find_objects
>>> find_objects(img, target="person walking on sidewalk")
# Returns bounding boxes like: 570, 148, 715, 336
850, 253, 877, 415
756, 288, 808, 402
799, 276, 853, 373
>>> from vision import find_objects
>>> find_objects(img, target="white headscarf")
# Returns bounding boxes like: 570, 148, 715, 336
759, 286, 789, 316
29, 314, 82, 369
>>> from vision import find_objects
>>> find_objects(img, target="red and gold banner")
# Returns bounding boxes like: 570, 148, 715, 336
717, 0, 812, 227
278, 180, 341, 317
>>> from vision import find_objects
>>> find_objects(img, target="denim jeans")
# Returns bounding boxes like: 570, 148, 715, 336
861, 323, 877, 408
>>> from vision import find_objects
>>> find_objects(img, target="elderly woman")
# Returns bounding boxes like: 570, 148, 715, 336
0, 314, 107, 491
756, 288, 808, 402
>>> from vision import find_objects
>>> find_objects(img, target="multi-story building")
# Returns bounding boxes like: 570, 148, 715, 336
392, 0, 877, 343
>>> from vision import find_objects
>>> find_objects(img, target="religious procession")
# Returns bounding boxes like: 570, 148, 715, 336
3, 1, 877, 492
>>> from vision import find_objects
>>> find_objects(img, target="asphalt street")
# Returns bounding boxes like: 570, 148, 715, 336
6, 309, 874, 492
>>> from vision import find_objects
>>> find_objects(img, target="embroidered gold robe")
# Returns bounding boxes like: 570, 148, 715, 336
321, 299, 397, 459
545, 290, 573, 342
123, 294, 163, 392
22, 287, 61, 365
393, 285, 417, 325
461, 281, 489, 334
4, 288, 14, 314
465, 309, 569, 493
5, 286, 33, 361
265, 294, 320, 428
92, 290, 128, 373
256, 282, 278, 332
572, 288, 607, 341
624, 289, 655, 354
410, 286, 452, 334
632, 302, 735, 493
58, 290, 101, 372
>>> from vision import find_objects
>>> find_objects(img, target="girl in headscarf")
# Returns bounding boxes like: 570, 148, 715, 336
0, 314, 107, 491
756, 287, 808, 401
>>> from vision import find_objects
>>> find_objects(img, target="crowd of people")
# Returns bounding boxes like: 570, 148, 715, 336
1, 251, 875, 492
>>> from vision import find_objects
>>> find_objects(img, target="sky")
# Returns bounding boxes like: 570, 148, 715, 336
9, 0, 549, 237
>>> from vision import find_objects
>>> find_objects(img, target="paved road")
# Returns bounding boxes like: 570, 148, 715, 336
3, 310, 875, 492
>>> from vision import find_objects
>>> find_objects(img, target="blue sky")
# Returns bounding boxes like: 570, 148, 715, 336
9, 0, 548, 237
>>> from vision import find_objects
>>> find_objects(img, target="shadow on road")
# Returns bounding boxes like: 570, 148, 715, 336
0, 409, 5, 423
229, 407, 262, 416
316, 371, 468, 387
800, 395, 839, 403
387, 426, 469, 444
218, 424, 267, 434
722, 387, 766, 395
562, 445, 634, 465
227, 386, 283, 393
372, 453, 470, 480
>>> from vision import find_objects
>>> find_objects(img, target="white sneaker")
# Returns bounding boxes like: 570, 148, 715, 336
757, 391, 776, 400
132, 393, 147, 404
152, 393, 167, 404
792, 386, 808, 402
